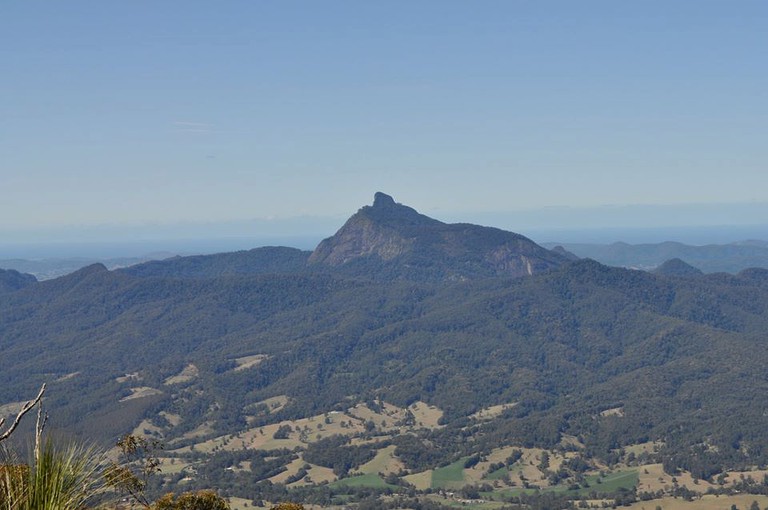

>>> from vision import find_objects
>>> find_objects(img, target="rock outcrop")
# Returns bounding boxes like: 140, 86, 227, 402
309, 192, 567, 280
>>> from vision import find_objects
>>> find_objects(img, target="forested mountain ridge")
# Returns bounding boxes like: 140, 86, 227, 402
0, 268, 36, 294
119, 246, 310, 279
3, 195, 768, 503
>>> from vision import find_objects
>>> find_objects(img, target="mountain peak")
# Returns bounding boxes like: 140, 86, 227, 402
357, 192, 438, 227
372, 191, 396, 209
309, 193, 566, 279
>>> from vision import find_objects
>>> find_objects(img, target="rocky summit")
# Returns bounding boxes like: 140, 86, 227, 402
309, 192, 567, 279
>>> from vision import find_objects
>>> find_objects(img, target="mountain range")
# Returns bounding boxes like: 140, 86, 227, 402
547, 239, 768, 273
2, 193, 768, 502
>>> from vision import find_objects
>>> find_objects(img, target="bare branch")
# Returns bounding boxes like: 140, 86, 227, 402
0, 383, 46, 443
34, 396, 48, 461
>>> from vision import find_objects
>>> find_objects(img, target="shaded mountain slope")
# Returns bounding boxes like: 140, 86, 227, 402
0, 268, 36, 294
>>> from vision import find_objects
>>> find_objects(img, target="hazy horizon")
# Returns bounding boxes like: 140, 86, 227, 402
2, 198, 767, 259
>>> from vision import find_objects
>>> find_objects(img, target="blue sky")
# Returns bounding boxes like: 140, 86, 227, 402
1, 1, 766, 238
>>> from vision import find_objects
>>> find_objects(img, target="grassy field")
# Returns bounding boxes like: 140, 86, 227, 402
432, 458, 469, 489
131, 418, 164, 437
233, 354, 269, 372
119, 386, 163, 402
403, 470, 433, 490
163, 363, 198, 385
328, 473, 398, 489
624, 494, 768, 510
485, 466, 510, 481
408, 401, 443, 428
269, 457, 306, 484
355, 445, 403, 475
579, 469, 639, 494
157, 457, 192, 475
483, 469, 638, 500
426, 494, 508, 509
469, 403, 516, 421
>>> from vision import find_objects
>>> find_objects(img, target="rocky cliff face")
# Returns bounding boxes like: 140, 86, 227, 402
309, 192, 566, 279
309, 193, 435, 266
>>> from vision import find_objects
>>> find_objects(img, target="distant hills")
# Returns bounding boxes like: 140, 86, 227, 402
121, 247, 310, 279
653, 257, 704, 277
0, 254, 173, 280
3, 193, 768, 501
547, 240, 768, 273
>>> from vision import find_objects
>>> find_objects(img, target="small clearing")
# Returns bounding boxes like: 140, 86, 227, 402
131, 418, 164, 437
599, 406, 625, 417
119, 387, 163, 402
160, 411, 182, 426
404, 470, 433, 490
354, 445, 404, 476
157, 457, 192, 475
431, 458, 469, 489
178, 421, 215, 441
295, 463, 336, 486
470, 403, 516, 421
164, 364, 199, 385
638, 463, 714, 493
330, 473, 397, 489
269, 457, 307, 484
624, 440, 662, 456
116, 372, 141, 383
233, 354, 269, 372
55, 371, 80, 382
408, 401, 444, 428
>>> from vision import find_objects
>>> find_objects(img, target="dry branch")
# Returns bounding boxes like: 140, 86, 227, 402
0, 383, 46, 443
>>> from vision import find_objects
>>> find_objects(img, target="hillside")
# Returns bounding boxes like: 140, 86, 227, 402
3, 195, 768, 506
120, 246, 310, 279
0, 268, 36, 294
653, 258, 704, 277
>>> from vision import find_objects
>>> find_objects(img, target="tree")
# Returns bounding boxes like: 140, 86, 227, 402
154, 490, 230, 510
272, 425, 292, 440
269, 504, 304, 510
105, 435, 163, 508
